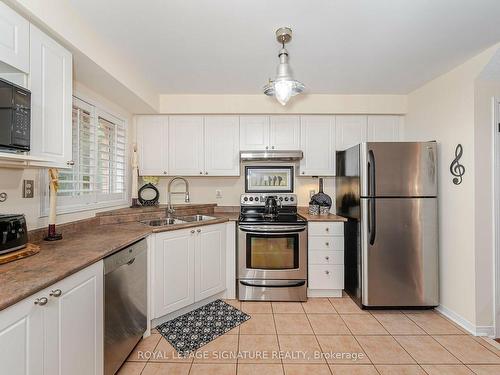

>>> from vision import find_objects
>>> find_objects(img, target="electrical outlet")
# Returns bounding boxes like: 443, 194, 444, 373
309, 189, 316, 199
23, 180, 34, 198
215, 189, 223, 199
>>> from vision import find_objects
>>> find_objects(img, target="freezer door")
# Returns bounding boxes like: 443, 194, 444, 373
360, 142, 437, 197
360, 197, 438, 307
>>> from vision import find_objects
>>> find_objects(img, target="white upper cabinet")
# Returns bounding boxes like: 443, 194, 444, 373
29, 24, 73, 168
168, 116, 204, 176
367, 115, 401, 141
0, 2, 29, 73
136, 116, 169, 176
204, 116, 240, 176
269, 115, 301, 150
335, 115, 367, 151
299, 115, 336, 176
240, 115, 270, 150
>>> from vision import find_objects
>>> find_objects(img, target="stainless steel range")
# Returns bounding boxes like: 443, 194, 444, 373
237, 193, 307, 301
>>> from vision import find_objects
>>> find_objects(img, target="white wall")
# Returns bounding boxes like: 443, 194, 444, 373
156, 168, 334, 208
0, 81, 133, 230
159, 94, 407, 114
405, 43, 499, 331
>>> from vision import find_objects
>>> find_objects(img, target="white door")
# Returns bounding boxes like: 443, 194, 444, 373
336, 115, 367, 150
154, 229, 195, 316
0, 1, 29, 73
0, 292, 44, 375
195, 224, 226, 302
240, 116, 270, 150
168, 116, 204, 176
299, 116, 336, 176
29, 24, 73, 167
136, 115, 169, 176
367, 115, 401, 141
45, 261, 103, 375
204, 116, 240, 176
269, 115, 301, 150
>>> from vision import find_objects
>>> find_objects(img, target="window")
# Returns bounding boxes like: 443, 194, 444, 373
43, 96, 128, 214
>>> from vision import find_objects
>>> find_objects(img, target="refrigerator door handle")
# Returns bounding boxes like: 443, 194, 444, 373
369, 198, 376, 245
368, 149, 376, 196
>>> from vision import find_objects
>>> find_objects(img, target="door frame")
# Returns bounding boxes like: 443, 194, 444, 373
493, 96, 500, 338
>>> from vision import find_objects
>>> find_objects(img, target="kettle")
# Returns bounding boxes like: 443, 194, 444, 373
264, 196, 279, 216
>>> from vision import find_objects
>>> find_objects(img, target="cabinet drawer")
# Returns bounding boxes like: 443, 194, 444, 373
308, 265, 344, 289
308, 236, 344, 251
308, 222, 344, 236
309, 250, 344, 265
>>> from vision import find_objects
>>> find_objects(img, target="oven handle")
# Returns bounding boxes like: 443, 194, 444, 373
238, 225, 307, 233
239, 280, 306, 288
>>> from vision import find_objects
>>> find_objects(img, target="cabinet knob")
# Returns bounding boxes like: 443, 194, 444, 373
271, 146, 275, 149
49, 289, 62, 297
325, 242, 329, 246
34, 297, 48, 306
66, 160, 75, 166
325, 270, 330, 275
163, 171, 167, 175
190, 230, 195, 234
199, 171, 203, 175
196, 229, 201, 233
205, 172, 208, 175
265, 146, 269, 150
325, 256, 330, 261
301, 171, 305, 175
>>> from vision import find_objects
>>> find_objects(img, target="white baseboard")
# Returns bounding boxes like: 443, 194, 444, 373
307, 289, 342, 298
436, 304, 495, 337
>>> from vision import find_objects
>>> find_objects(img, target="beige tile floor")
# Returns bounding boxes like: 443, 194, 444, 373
119, 295, 500, 375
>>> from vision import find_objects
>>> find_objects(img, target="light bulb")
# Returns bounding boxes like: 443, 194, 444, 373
274, 80, 293, 106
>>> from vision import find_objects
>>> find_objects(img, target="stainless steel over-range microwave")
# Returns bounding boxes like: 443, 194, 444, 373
0, 78, 31, 151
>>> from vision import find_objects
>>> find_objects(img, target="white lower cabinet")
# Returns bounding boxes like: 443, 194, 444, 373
308, 222, 345, 296
153, 223, 226, 318
0, 261, 103, 375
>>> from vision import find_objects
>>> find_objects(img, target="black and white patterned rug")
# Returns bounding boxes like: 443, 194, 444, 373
156, 299, 250, 356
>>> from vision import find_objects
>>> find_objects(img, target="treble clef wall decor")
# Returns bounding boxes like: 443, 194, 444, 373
449, 144, 465, 185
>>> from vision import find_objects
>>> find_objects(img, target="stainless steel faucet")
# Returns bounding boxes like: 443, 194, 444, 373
167, 177, 190, 217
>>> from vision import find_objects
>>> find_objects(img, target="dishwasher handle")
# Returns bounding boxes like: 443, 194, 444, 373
104, 239, 147, 275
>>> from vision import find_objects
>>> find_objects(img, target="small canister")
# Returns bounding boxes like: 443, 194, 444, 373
319, 205, 331, 215
308, 204, 320, 215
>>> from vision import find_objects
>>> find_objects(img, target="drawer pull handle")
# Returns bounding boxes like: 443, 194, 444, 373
325, 256, 330, 261
325, 227, 329, 232
34, 297, 48, 306
325, 270, 330, 275
325, 242, 329, 246
49, 289, 62, 297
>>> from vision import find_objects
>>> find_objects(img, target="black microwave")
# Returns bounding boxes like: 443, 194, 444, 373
0, 78, 31, 151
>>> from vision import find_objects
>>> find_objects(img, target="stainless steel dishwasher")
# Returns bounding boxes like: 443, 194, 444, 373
104, 239, 147, 375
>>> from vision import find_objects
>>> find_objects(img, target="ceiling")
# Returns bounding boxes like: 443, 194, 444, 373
67, 0, 500, 95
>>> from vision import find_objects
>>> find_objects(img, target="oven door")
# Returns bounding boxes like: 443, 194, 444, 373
238, 224, 307, 280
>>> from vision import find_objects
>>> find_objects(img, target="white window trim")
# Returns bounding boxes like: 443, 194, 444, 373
40, 92, 129, 217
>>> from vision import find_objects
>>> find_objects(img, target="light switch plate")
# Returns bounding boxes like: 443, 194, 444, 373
23, 179, 34, 198
216, 190, 222, 199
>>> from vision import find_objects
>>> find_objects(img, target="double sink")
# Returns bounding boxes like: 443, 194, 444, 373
141, 214, 216, 227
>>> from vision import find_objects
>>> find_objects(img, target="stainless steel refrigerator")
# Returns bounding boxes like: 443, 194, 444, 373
336, 142, 439, 308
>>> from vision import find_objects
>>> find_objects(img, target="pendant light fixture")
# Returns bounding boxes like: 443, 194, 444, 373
263, 27, 305, 106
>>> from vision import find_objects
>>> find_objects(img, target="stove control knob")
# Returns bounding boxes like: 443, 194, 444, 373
255, 196, 259, 201
290, 197, 294, 202
279, 197, 283, 201
284, 197, 289, 202
243, 197, 248, 201
249, 197, 254, 201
